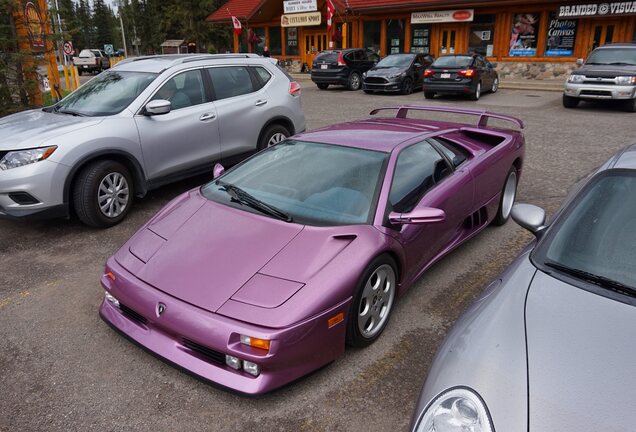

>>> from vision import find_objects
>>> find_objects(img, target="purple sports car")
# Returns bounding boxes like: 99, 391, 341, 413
100, 106, 525, 395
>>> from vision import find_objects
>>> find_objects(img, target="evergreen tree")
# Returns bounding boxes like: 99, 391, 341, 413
92, 0, 113, 48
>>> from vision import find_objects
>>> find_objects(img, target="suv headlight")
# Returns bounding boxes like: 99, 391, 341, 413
0, 146, 57, 171
616, 76, 636, 85
414, 388, 494, 432
567, 74, 584, 83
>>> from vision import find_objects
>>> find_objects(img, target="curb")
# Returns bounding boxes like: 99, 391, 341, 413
499, 84, 563, 92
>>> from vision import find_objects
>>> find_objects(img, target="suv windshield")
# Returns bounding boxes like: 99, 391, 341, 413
201, 140, 388, 226
53, 71, 157, 116
534, 170, 636, 293
587, 48, 636, 65
376, 54, 414, 68
432, 56, 473, 68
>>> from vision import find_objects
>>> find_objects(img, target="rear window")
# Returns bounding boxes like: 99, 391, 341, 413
315, 51, 339, 62
432, 56, 473, 68
79, 49, 94, 58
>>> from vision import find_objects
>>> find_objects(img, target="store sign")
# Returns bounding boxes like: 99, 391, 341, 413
24, 1, 45, 49
411, 9, 474, 24
283, 0, 317, 14
509, 13, 540, 56
281, 11, 321, 27
546, 13, 577, 56
558, 2, 636, 18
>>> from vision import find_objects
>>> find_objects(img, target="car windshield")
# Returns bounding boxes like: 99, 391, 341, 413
432, 56, 472, 68
586, 48, 636, 65
376, 54, 414, 68
201, 140, 388, 226
534, 171, 636, 292
53, 71, 157, 116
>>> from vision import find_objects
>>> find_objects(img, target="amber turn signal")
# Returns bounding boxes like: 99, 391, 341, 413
240, 335, 270, 351
327, 312, 344, 328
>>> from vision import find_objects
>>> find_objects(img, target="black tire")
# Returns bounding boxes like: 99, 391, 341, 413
492, 166, 518, 226
258, 123, 290, 150
317, 83, 329, 90
469, 81, 481, 101
346, 254, 398, 348
73, 160, 134, 228
623, 98, 636, 113
348, 72, 361, 91
562, 94, 579, 108
401, 77, 413, 95
424, 91, 435, 99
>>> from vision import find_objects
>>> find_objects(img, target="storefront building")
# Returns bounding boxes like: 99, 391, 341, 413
207, 0, 636, 78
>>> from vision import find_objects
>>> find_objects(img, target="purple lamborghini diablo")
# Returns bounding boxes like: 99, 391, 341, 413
100, 105, 525, 395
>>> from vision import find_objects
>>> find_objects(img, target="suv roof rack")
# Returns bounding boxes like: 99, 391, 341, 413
369, 105, 524, 129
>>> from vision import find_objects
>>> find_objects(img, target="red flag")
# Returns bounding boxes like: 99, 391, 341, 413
327, 0, 335, 31
231, 16, 242, 35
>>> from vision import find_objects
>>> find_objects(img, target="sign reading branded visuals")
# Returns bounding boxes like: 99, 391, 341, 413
509, 13, 540, 56
545, 13, 577, 56
283, 0, 318, 14
558, 2, 636, 18
281, 11, 321, 27
411, 9, 474, 24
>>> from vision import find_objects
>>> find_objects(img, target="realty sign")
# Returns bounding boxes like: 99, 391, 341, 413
411, 9, 474, 24
557, 2, 636, 18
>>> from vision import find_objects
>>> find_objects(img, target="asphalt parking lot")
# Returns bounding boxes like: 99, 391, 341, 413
1, 81, 635, 432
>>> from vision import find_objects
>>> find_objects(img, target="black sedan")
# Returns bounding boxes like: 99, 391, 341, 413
423, 54, 499, 101
362, 53, 434, 95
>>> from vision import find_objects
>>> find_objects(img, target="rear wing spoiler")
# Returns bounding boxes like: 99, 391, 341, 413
369, 105, 524, 129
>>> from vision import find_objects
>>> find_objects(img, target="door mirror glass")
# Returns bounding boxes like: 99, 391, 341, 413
389, 207, 446, 225
576, 58, 584, 66
145, 99, 171, 116
511, 203, 546, 235
213, 163, 225, 179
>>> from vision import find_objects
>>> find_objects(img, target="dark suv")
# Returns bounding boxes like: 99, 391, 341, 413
311, 48, 380, 91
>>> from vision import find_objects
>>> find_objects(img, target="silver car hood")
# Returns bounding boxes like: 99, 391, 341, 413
526, 270, 636, 432
0, 109, 103, 150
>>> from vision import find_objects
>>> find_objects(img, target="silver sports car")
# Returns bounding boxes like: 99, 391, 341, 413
410, 144, 636, 432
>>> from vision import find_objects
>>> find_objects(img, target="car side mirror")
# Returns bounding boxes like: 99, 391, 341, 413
576, 58, 584, 66
145, 99, 171, 116
414, 63, 422, 68
389, 207, 446, 225
452, 154, 467, 167
213, 163, 225, 179
511, 203, 546, 235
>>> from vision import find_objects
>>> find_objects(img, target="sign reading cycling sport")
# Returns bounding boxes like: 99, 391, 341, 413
558, 2, 636, 18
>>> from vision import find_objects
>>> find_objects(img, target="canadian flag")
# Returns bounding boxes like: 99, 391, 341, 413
231, 16, 242, 35
327, 0, 335, 31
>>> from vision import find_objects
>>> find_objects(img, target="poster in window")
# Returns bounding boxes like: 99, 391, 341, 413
545, 13, 577, 56
391, 38, 400, 47
509, 13, 540, 56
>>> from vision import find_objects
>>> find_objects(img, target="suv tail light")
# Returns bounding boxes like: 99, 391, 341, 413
95, 58, 99, 65
458, 68, 476, 77
337, 52, 346, 66
424, 69, 434, 77
289, 81, 301, 96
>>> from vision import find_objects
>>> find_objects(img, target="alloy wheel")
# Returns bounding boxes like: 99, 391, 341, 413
267, 132, 287, 147
98, 172, 130, 218
357, 264, 396, 338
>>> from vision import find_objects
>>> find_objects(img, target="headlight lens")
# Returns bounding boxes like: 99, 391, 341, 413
415, 388, 493, 432
568, 74, 584, 83
388, 72, 405, 79
616, 76, 636, 85
0, 146, 57, 170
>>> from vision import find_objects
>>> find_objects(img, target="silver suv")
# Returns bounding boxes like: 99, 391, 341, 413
0, 54, 305, 227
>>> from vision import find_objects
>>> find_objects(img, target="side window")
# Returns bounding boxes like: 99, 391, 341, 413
474, 56, 484, 68
389, 142, 451, 213
207, 66, 255, 101
431, 137, 469, 166
152, 69, 206, 110
253, 66, 272, 87
367, 50, 380, 62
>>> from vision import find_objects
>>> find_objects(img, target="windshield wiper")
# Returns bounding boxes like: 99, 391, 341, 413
217, 181, 292, 223
545, 261, 636, 297
55, 106, 87, 117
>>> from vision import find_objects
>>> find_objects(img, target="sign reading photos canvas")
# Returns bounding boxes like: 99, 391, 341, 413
283, 0, 318, 14
281, 11, 321, 27
411, 9, 474, 24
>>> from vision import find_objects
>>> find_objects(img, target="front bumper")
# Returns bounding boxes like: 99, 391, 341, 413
363, 78, 403, 92
99, 257, 350, 395
0, 159, 70, 220
564, 82, 636, 100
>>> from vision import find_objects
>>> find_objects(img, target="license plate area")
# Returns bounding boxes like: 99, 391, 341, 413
320, 64, 328, 69
440, 73, 451, 79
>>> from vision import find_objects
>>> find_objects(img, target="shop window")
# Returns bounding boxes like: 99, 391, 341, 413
269, 27, 282, 56
545, 13, 577, 56
251, 28, 266, 55
286, 27, 299, 56
410, 24, 431, 54
386, 19, 405, 55
469, 15, 495, 57
509, 13, 541, 57
363, 21, 381, 56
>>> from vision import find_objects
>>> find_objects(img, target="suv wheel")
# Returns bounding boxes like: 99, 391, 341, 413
73, 160, 134, 228
563, 94, 579, 108
623, 98, 636, 113
348, 72, 361, 91
258, 124, 290, 150
317, 83, 329, 90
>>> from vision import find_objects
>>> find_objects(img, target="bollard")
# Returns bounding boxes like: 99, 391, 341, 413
69, 64, 76, 91
74, 66, 81, 89
63, 65, 71, 92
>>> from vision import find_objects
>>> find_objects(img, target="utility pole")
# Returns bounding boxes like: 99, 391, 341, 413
119, 12, 127, 57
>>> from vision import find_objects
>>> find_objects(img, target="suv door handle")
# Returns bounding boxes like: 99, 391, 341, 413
255, 100, 268, 106
199, 113, 216, 121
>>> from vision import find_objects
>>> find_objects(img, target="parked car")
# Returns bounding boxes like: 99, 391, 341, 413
73, 49, 110, 74
99, 105, 525, 395
423, 54, 499, 101
362, 53, 434, 95
0, 54, 305, 227
563, 43, 636, 112
409, 144, 636, 432
311, 48, 380, 91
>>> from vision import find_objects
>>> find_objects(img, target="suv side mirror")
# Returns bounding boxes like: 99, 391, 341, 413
145, 99, 171, 116
576, 58, 584, 66
213, 163, 225, 179
389, 207, 446, 225
511, 203, 546, 235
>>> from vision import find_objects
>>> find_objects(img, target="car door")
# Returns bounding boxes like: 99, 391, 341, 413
134, 68, 221, 181
474, 56, 491, 88
413, 55, 426, 87
387, 140, 473, 279
205, 65, 271, 159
